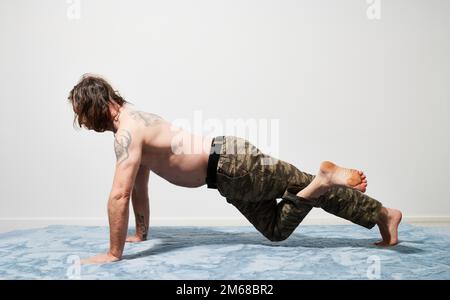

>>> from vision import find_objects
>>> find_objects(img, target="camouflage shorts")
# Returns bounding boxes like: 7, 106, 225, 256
214, 136, 382, 242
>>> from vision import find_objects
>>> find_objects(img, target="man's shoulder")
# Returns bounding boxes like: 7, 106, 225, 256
126, 109, 164, 128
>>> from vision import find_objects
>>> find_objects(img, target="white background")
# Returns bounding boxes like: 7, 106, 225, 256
0, 0, 449, 230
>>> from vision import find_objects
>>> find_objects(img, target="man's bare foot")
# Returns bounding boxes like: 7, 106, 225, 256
375, 207, 402, 246
318, 161, 368, 193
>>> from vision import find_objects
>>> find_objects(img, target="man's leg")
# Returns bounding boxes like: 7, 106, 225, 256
216, 137, 316, 242
225, 158, 377, 243
216, 136, 402, 245
283, 161, 402, 246
226, 196, 313, 242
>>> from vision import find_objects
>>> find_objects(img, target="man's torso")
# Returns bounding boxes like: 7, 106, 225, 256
117, 105, 213, 187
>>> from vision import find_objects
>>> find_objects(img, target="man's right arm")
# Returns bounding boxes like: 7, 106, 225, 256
127, 166, 150, 242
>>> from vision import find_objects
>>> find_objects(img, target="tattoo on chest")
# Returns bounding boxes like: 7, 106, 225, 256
129, 111, 162, 127
136, 213, 148, 240
114, 130, 132, 165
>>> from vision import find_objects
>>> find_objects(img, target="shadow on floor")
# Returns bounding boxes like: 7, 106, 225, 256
122, 227, 423, 260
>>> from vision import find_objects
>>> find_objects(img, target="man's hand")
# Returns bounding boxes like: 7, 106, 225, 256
81, 252, 120, 265
126, 234, 146, 243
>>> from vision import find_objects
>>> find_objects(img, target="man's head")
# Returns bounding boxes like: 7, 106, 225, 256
68, 74, 127, 132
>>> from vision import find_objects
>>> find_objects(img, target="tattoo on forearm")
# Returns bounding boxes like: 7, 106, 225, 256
136, 213, 148, 239
114, 130, 132, 165
129, 111, 162, 127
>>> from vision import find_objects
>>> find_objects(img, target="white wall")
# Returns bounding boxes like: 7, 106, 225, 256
0, 0, 449, 230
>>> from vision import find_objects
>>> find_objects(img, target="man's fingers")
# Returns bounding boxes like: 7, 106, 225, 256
80, 258, 93, 265
80, 253, 120, 265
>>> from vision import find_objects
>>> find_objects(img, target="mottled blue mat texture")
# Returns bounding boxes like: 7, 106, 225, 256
0, 224, 449, 279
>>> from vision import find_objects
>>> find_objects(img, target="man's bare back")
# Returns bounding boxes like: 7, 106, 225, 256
115, 104, 213, 188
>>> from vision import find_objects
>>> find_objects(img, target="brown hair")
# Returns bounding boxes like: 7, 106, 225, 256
68, 74, 127, 132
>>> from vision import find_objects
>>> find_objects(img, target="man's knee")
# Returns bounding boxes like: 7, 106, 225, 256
264, 231, 290, 242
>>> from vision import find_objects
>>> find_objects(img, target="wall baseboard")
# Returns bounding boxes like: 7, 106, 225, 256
0, 216, 449, 233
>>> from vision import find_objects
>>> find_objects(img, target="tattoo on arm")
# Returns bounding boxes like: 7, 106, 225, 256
129, 111, 162, 127
114, 130, 132, 165
136, 213, 148, 240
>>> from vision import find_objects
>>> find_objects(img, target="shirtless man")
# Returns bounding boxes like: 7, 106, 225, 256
68, 75, 402, 264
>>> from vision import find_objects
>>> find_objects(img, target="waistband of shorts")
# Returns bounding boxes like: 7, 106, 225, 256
205, 136, 225, 189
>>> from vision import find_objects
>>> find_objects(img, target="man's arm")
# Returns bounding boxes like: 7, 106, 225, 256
126, 166, 150, 242
108, 128, 142, 258
81, 128, 141, 264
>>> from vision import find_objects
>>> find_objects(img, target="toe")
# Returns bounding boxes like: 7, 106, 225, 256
357, 185, 367, 193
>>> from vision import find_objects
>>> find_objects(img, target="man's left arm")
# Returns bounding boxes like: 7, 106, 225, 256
81, 128, 141, 264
